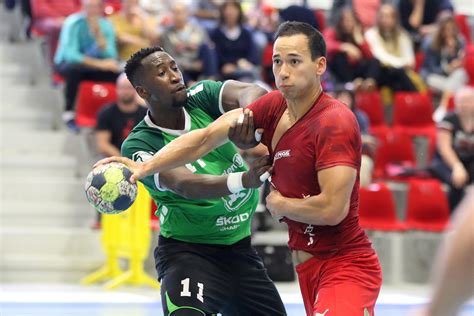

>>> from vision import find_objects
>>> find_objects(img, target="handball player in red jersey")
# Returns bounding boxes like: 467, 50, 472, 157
97, 21, 382, 316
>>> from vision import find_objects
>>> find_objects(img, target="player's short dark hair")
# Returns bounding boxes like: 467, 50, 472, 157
274, 21, 326, 59
125, 46, 165, 86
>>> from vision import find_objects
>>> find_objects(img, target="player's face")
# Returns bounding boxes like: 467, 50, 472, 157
272, 34, 326, 101
137, 52, 187, 109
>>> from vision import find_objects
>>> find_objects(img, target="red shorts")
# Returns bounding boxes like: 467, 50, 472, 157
295, 250, 382, 316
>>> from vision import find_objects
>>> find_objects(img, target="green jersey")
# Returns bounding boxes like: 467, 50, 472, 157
121, 80, 259, 245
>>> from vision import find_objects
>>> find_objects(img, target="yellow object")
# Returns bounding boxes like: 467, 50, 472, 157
81, 182, 160, 290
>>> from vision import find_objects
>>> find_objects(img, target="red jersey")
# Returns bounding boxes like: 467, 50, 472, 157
247, 91, 372, 255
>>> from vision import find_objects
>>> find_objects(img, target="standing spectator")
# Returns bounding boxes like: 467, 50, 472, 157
421, 15, 467, 121
160, 1, 217, 85
95, 73, 146, 157
54, 0, 120, 131
109, 0, 159, 63
398, 0, 453, 46
325, 7, 380, 91
30, 0, 81, 63
365, 4, 419, 92
429, 86, 474, 211
210, 0, 259, 81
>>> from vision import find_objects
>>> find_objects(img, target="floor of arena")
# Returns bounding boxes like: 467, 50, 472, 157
1, 283, 473, 316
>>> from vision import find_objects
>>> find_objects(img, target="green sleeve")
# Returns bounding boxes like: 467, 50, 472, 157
187, 80, 226, 120
121, 137, 160, 192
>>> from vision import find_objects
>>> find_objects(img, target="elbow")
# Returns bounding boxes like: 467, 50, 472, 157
323, 203, 350, 226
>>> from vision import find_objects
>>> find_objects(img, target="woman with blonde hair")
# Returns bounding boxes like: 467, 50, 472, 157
365, 4, 420, 92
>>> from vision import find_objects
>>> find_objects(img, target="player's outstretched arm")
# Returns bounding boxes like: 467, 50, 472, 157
95, 109, 248, 182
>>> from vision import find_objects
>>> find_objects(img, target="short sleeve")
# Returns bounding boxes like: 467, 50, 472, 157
95, 104, 113, 131
187, 80, 225, 120
121, 135, 166, 192
437, 112, 457, 131
315, 107, 361, 171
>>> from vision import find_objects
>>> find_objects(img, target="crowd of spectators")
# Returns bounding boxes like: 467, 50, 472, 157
6, 0, 474, 216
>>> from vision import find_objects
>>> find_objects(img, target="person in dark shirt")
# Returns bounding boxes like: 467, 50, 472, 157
95, 73, 146, 157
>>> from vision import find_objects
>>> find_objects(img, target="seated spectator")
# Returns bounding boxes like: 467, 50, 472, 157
325, 7, 380, 92
429, 86, 474, 212
421, 15, 467, 121
210, 0, 259, 82
95, 73, 146, 157
30, 0, 81, 63
109, 0, 159, 63
54, 0, 121, 131
398, 0, 453, 48
365, 4, 420, 92
334, 88, 377, 187
191, 0, 220, 32
330, 0, 381, 30
278, 5, 320, 30
160, 1, 217, 85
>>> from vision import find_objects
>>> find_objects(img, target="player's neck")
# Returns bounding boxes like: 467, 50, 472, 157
148, 107, 186, 130
286, 85, 322, 122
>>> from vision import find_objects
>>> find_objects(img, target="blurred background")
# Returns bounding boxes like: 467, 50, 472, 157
0, 0, 473, 315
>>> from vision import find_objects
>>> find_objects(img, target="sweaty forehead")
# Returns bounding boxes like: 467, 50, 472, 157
273, 34, 310, 57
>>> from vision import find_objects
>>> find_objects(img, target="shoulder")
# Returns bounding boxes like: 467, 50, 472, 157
438, 112, 459, 131
63, 13, 83, 28
318, 94, 357, 125
97, 103, 117, 117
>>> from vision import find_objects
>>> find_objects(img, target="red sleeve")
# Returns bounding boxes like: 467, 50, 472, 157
246, 90, 282, 130
323, 28, 342, 59
315, 105, 361, 171
359, 41, 373, 58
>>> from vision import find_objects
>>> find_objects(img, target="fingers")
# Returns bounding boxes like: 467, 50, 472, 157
93, 156, 124, 168
247, 111, 255, 141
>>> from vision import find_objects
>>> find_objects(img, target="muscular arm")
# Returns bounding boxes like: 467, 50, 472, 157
135, 109, 241, 179
221, 80, 268, 112
266, 166, 357, 226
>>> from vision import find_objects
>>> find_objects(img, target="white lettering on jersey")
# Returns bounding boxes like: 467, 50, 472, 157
274, 149, 291, 161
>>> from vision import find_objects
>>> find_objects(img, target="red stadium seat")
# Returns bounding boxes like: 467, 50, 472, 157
359, 183, 406, 231
405, 179, 450, 232
393, 92, 436, 157
314, 10, 326, 31
75, 81, 117, 128
355, 91, 387, 134
464, 45, 474, 85
455, 14, 472, 44
373, 128, 416, 179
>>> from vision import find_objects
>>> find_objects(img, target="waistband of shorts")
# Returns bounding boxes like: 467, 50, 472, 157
158, 235, 252, 249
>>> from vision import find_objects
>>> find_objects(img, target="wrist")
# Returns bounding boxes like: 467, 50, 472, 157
227, 172, 245, 193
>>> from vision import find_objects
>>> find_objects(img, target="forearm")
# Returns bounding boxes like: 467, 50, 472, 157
438, 143, 462, 169
278, 194, 349, 226
168, 174, 234, 199
97, 143, 121, 157
427, 195, 474, 316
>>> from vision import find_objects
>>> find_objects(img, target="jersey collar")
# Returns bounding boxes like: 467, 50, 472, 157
144, 108, 191, 136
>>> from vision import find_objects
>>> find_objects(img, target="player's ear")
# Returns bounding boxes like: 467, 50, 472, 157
315, 56, 327, 76
135, 86, 149, 100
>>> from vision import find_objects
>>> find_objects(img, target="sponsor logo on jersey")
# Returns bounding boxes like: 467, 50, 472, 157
314, 309, 329, 316
132, 151, 155, 163
216, 212, 250, 228
223, 153, 245, 175
274, 149, 291, 161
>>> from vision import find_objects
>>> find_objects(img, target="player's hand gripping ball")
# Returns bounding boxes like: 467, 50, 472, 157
84, 162, 137, 214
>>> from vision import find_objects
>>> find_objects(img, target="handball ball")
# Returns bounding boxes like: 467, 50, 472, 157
84, 162, 137, 214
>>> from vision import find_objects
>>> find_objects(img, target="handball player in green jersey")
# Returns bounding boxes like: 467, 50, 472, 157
118, 47, 286, 316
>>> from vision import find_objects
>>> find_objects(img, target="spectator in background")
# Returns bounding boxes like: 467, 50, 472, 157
210, 0, 259, 82
330, 0, 381, 30
160, 1, 217, 85
421, 15, 467, 121
398, 0, 453, 47
109, 0, 159, 63
95, 73, 146, 157
278, 5, 319, 30
334, 89, 377, 187
365, 4, 419, 92
30, 0, 81, 63
54, 0, 120, 131
429, 86, 474, 211
192, 0, 221, 32
325, 7, 380, 91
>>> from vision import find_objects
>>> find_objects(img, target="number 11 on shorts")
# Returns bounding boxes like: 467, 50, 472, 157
180, 278, 204, 303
